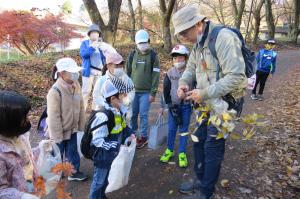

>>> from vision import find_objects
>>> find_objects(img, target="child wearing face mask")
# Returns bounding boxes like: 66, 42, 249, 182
160, 45, 193, 168
0, 91, 40, 199
125, 29, 161, 149
46, 57, 88, 181
89, 80, 135, 199
93, 50, 135, 126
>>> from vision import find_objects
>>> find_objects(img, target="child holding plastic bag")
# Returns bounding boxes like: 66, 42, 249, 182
0, 91, 39, 199
46, 57, 87, 181
89, 79, 135, 199
160, 45, 192, 168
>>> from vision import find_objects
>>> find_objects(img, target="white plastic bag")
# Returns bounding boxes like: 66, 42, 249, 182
105, 138, 136, 193
247, 74, 256, 90
148, 113, 168, 149
76, 131, 84, 158
36, 140, 62, 194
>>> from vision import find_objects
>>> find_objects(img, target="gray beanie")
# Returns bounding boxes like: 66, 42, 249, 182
87, 24, 102, 36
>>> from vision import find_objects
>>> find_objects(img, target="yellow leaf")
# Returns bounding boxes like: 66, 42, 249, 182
245, 128, 255, 140
180, 132, 190, 136
168, 190, 174, 194
216, 132, 224, 140
191, 134, 199, 142
222, 113, 233, 122
286, 166, 293, 176
221, 179, 230, 188
230, 133, 241, 140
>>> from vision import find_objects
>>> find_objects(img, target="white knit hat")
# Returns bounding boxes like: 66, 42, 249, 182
172, 5, 206, 36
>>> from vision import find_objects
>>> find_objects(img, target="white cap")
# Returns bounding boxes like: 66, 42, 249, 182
102, 79, 119, 99
56, 57, 82, 73
170, 45, 189, 56
135, 29, 149, 44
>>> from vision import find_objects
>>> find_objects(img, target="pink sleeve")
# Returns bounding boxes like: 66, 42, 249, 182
0, 158, 23, 199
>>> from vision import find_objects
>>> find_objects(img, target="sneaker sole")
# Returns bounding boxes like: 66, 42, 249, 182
68, 177, 88, 181
137, 140, 148, 149
178, 189, 195, 195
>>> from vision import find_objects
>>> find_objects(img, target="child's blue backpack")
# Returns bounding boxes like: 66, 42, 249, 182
208, 26, 255, 80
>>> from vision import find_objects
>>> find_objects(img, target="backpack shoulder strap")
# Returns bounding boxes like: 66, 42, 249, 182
150, 49, 157, 68
208, 26, 225, 81
98, 108, 115, 134
52, 86, 62, 98
128, 50, 136, 67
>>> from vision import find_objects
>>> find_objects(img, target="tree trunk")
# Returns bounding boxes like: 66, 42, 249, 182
265, 0, 275, 39
128, 0, 135, 42
231, 0, 246, 30
289, 0, 300, 43
159, 0, 176, 52
83, 0, 122, 45
253, 0, 265, 44
137, 0, 143, 29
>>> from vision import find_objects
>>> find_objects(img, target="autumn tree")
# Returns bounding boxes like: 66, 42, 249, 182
252, 0, 264, 44
159, 0, 176, 52
128, 0, 136, 42
0, 10, 80, 55
231, 0, 247, 29
289, 0, 300, 43
82, 0, 122, 45
265, 0, 275, 39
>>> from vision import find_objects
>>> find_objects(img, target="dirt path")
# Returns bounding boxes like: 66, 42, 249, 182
44, 50, 300, 199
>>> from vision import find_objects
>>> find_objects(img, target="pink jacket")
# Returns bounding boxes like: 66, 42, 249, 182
0, 133, 38, 199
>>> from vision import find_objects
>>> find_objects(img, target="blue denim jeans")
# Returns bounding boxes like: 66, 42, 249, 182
167, 104, 192, 153
193, 119, 225, 198
56, 133, 80, 171
89, 167, 110, 199
131, 92, 151, 138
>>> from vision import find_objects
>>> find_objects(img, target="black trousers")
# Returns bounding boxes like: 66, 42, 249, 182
252, 70, 269, 95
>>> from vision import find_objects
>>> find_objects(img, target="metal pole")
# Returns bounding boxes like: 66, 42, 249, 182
7, 34, 10, 60
245, 0, 255, 43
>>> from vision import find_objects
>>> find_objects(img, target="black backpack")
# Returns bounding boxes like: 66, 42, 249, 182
37, 86, 62, 136
80, 108, 115, 160
208, 26, 255, 79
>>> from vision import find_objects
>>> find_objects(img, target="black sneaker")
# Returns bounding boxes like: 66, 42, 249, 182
68, 171, 88, 181
179, 179, 201, 195
251, 94, 258, 100
257, 95, 264, 101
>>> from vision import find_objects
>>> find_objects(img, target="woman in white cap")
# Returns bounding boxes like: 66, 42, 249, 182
46, 57, 87, 181
93, 50, 135, 125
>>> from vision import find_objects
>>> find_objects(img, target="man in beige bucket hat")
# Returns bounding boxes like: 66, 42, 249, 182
172, 5, 247, 199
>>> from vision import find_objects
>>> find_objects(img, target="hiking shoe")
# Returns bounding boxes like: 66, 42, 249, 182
137, 137, 148, 149
182, 190, 211, 199
68, 171, 88, 181
179, 179, 201, 195
257, 95, 264, 101
160, 148, 174, 163
251, 94, 258, 100
179, 153, 188, 168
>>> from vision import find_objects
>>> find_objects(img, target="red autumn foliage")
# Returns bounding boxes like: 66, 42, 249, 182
0, 10, 81, 55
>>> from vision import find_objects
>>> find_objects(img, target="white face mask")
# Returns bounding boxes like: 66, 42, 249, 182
70, 72, 79, 81
137, 43, 149, 52
113, 68, 124, 77
119, 102, 128, 114
90, 32, 100, 41
174, 61, 186, 69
